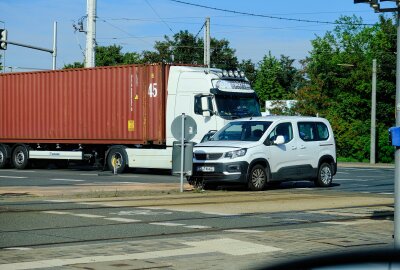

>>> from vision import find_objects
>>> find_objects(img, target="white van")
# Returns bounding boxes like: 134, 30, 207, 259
190, 116, 337, 191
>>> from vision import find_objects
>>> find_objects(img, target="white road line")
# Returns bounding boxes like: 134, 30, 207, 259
224, 229, 264, 233
3, 247, 32, 251
0, 176, 27, 179
0, 170, 36, 173
44, 200, 72, 203
43, 211, 73, 215
50, 179, 85, 182
116, 175, 139, 178
79, 173, 98, 176
321, 220, 377, 226
379, 192, 394, 195
149, 222, 186, 227
72, 214, 105, 218
0, 238, 281, 270
184, 225, 212, 229
42, 211, 104, 218
104, 218, 141, 223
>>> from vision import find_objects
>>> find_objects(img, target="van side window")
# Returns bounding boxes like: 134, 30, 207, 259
298, 122, 329, 141
316, 122, 329, 140
268, 122, 293, 144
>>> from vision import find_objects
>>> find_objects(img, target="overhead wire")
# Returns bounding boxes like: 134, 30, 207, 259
168, 0, 375, 26
145, 0, 176, 34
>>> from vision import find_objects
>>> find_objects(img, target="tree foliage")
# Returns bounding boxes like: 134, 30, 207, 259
253, 52, 299, 102
294, 15, 396, 162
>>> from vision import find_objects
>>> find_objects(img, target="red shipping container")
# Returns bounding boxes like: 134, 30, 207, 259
0, 64, 168, 145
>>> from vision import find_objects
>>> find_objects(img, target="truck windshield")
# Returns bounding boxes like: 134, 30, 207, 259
212, 121, 272, 141
215, 94, 261, 119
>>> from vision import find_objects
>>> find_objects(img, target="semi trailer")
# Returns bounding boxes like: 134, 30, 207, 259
0, 63, 261, 173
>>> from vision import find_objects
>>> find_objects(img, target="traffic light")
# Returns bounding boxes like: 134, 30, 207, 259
0, 29, 7, 50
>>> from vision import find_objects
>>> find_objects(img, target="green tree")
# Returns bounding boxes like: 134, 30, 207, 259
63, 62, 84, 69
295, 15, 396, 162
142, 30, 238, 69
254, 52, 298, 102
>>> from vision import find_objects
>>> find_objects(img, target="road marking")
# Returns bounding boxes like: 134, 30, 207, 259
149, 222, 186, 227
111, 209, 172, 216
43, 211, 104, 218
379, 192, 394, 195
0, 170, 36, 173
321, 220, 377, 226
50, 179, 85, 182
44, 200, 72, 203
79, 173, 98, 176
0, 238, 281, 270
184, 225, 212, 229
43, 211, 73, 215
104, 217, 141, 223
3, 247, 32, 251
0, 175, 27, 179
224, 229, 264, 233
72, 214, 105, 218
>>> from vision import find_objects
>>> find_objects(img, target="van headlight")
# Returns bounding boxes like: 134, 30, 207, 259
225, 149, 247, 159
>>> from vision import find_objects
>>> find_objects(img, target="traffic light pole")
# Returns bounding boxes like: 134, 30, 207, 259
0, 21, 57, 70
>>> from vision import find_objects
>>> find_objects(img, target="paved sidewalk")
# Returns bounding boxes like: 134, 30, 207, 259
0, 215, 393, 270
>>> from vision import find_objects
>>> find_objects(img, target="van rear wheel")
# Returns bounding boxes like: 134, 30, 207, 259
314, 162, 333, 187
248, 164, 267, 191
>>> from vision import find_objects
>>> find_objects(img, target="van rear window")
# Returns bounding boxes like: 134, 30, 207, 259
298, 122, 329, 141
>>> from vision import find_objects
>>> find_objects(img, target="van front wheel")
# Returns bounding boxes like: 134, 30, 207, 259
248, 164, 267, 191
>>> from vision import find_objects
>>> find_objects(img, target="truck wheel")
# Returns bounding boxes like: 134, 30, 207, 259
0, 145, 9, 169
248, 164, 267, 191
107, 148, 127, 174
12, 145, 30, 170
314, 162, 333, 187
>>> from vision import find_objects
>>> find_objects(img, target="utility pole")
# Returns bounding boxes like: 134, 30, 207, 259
204, 17, 210, 68
52, 22, 57, 70
371, 59, 377, 164
85, 0, 96, 68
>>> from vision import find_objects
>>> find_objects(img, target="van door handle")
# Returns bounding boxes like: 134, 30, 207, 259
300, 145, 306, 149
291, 146, 297, 150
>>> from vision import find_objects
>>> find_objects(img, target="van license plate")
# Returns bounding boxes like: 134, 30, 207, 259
197, 166, 215, 172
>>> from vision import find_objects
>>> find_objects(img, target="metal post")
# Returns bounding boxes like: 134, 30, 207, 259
395, 9, 400, 248
180, 113, 185, 193
0, 20, 5, 73
204, 17, 210, 68
371, 59, 377, 164
52, 21, 57, 70
85, 0, 96, 68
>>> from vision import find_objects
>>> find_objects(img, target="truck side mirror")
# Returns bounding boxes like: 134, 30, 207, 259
201, 96, 211, 117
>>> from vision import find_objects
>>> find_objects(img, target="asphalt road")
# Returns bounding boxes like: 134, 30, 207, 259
0, 165, 395, 194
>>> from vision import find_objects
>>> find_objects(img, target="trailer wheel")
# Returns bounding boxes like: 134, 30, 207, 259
0, 145, 9, 169
107, 147, 127, 174
12, 145, 30, 170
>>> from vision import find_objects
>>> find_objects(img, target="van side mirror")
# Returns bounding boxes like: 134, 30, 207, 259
274, 135, 285, 145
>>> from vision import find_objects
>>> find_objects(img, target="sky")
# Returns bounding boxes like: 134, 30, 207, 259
0, 0, 390, 72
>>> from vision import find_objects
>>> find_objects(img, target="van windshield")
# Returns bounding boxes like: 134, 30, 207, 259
212, 121, 272, 142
